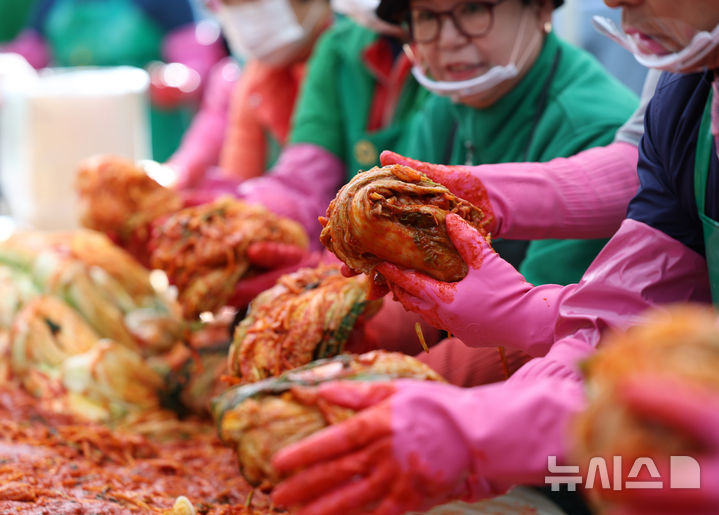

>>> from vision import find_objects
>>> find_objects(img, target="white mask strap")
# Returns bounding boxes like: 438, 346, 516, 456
404, 7, 541, 101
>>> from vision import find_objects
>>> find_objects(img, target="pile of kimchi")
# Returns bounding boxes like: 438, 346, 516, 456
228, 264, 383, 383
320, 164, 491, 282
150, 197, 309, 319
573, 304, 719, 507
212, 351, 444, 490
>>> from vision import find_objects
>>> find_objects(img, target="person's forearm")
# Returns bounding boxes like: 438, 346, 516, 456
407, 370, 586, 500
552, 219, 710, 346
488, 70, 662, 240
484, 142, 639, 239
466, 218, 710, 359
380, 143, 639, 240
237, 144, 345, 248
168, 60, 238, 186
169, 107, 227, 186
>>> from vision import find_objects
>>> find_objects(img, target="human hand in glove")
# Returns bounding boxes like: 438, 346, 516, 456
272, 374, 585, 515
377, 213, 566, 356
227, 243, 321, 308
380, 150, 497, 233
381, 143, 640, 241
271, 380, 488, 515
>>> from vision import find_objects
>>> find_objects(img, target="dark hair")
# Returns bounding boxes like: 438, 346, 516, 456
377, 0, 563, 25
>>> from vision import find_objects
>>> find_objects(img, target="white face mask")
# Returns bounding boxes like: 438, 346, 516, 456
407, 9, 538, 103
217, 0, 323, 66
330, 0, 401, 35
410, 59, 518, 101
593, 16, 719, 73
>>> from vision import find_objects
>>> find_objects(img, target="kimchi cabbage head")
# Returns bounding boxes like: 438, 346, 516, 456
8, 296, 165, 423
573, 304, 719, 498
320, 164, 491, 282
75, 155, 183, 265
228, 264, 382, 383
150, 197, 309, 318
0, 230, 185, 356
212, 351, 444, 490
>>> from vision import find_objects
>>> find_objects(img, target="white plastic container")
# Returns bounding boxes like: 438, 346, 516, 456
0, 52, 37, 217
0, 65, 151, 230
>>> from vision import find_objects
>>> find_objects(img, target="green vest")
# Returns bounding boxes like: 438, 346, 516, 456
290, 18, 430, 179
407, 32, 638, 286
695, 92, 719, 305
0, 0, 35, 43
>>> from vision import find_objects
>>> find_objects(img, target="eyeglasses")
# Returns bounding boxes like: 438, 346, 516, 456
408, 0, 508, 44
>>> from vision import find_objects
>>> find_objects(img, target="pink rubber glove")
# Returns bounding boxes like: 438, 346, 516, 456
377, 213, 573, 356
0, 29, 51, 69
227, 246, 321, 308
271, 376, 584, 515
169, 59, 240, 189
246, 241, 308, 269
607, 377, 719, 515
551, 219, 711, 347
501, 215, 713, 442
177, 143, 344, 245
380, 142, 639, 240
379, 216, 711, 357
237, 144, 346, 249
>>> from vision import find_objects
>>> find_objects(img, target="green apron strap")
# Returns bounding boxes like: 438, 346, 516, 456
694, 90, 714, 216
694, 89, 719, 305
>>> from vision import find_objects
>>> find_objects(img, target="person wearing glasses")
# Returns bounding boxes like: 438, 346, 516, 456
329, 0, 636, 388
389, 0, 636, 287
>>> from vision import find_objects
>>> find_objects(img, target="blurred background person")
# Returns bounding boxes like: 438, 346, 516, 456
226, 2, 426, 244
1, 0, 227, 160
553, 0, 647, 94
182, 0, 429, 249
167, 0, 334, 189
190, 2, 440, 353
